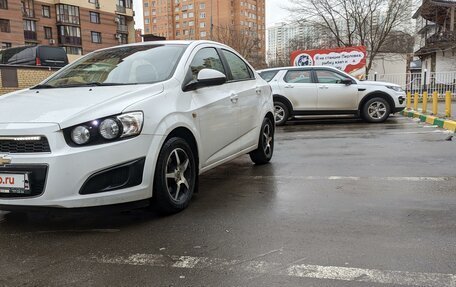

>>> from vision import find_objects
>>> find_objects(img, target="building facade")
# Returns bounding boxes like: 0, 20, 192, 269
413, 0, 456, 72
142, 0, 265, 65
0, 0, 135, 61
266, 22, 314, 67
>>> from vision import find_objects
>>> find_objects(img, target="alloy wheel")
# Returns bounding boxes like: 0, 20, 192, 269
165, 148, 191, 202
368, 101, 387, 120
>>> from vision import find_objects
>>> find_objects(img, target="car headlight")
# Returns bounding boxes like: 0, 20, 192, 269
71, 126, 91, 145
386, 86, 404, 92
64, 111, 144, 146
99, 118, 120, 140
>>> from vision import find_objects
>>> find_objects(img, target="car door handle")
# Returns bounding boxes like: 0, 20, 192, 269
230, 95, 239, 104
319, 86, 329, 89
284, 85, 294, 88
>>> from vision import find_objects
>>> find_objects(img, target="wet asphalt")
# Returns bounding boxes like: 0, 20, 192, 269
0, 115, 455, 286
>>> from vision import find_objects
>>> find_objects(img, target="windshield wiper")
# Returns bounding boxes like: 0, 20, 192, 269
51, 82, 138, 88
31, 84, 56, 89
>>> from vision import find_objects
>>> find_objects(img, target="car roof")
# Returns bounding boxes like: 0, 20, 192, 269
94, 40, 231, 53
258, 66, 341, 73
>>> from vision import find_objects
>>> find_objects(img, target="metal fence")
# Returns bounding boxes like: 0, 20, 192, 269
366, 71, 456, 95
366, 71, 456, 118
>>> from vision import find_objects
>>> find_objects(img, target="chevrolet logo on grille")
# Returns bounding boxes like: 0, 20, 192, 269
0, 155, 12, 166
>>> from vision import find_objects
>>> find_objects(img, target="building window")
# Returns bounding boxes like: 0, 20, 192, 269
90, 11, 100, 23
58, 25, 81, 45
144, 2, 148, 7
188, 12, 193, 17
42, 5, 50, 17
1, 42, 11, 49
189, 21, 194, 26
91, 31, 102, 43
56, 4, 80, 25
0, 0, 7, 10
21, 0, 35, 17
63, 46, 82, 55
200, 12, 205, 18
117, 33, 127, 44
200, 22, 205, 28
0, 19, 9, 32
144, 18, 149, 24
199, 3, 205, 9
44, 26, 52, 39
200, 31, 206, 37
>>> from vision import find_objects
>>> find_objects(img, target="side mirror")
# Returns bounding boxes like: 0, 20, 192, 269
184, 68, 227, 91
341, 78, 354, 85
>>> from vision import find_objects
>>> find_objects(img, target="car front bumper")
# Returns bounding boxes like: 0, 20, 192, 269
0, 123, 164, 208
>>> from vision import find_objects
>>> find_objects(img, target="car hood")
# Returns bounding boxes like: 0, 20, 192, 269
359, 80, 399, 87
0, 84, 164, 128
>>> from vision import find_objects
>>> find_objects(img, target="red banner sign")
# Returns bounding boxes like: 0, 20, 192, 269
290, 46, 367, 79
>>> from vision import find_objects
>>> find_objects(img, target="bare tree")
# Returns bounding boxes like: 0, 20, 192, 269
287, 0, 412, 73
212, 25, 266, 68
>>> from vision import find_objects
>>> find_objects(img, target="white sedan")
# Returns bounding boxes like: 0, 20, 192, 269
258, 66, 406, 125
0, 41, 274, 213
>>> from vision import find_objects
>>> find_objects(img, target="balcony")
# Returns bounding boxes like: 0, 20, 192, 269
58, 35, 82, 46
426, 31, 456, 48
117, 24, 128, 33
24, 30, 37, 41
116, 5, 126, 14
22, 8, 35, 18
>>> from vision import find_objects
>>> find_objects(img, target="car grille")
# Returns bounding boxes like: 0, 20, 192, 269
0, 136, 51, 153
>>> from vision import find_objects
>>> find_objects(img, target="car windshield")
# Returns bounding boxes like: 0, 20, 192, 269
41, 44, 187, 88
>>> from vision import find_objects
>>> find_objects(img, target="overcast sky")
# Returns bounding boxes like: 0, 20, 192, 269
132, 0, 291, 30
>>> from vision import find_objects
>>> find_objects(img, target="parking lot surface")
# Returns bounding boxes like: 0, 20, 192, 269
0, 115, 455, 287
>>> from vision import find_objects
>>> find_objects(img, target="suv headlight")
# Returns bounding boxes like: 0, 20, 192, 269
64, 111, 144, 146
386, 86, 404, 92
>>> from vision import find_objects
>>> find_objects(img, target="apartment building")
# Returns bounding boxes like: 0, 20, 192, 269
0, 0, 135, 61
142, 0, 266, 64
413, 0, 456, 72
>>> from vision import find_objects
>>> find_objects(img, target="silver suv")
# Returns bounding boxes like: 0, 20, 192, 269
258, 66, 406, 125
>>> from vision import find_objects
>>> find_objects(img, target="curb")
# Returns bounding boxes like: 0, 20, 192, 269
401, 110, 456, 132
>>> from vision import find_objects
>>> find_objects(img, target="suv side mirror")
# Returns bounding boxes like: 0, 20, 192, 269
184, 68, 227, 91
341, 78, 354, 85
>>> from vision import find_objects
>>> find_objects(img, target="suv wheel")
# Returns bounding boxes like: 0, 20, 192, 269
153, 137, 196, 214
249, 117, 274, 165
274, 101, 289, 126
362, 97, 391, 123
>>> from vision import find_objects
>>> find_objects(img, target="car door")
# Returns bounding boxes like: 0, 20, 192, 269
315, 69, 358, 110
278, 69, 318, 111
220, 48, 261, 150
186, 47, 240, 167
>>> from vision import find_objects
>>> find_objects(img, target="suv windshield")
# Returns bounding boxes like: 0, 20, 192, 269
42, 44, 187, 88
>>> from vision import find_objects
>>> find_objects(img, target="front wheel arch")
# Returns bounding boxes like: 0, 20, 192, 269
358, 92, 395, 114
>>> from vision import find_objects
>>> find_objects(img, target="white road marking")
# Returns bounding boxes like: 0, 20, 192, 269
88, 253, 456, 286
211, 175, 453, 182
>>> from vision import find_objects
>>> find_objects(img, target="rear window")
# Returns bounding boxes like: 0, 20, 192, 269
37, 46, 68, 66
259, 70, 279, 82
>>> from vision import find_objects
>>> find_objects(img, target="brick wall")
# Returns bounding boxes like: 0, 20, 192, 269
0, 65, 58, 95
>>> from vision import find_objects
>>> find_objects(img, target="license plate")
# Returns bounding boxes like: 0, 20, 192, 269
0, 173, 30, 194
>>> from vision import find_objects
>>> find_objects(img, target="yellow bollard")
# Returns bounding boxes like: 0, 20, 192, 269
406, 91, 411, 109
422, 91, 428, 114
432, 91, 438, 115
445, 91, 452, 117
413, 92, 419, 110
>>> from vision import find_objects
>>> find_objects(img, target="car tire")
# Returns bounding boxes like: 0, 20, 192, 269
362, 97, 391, 123
152, 137, 196, 214
274, 101, 289, 126
249, 117, 274, 165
